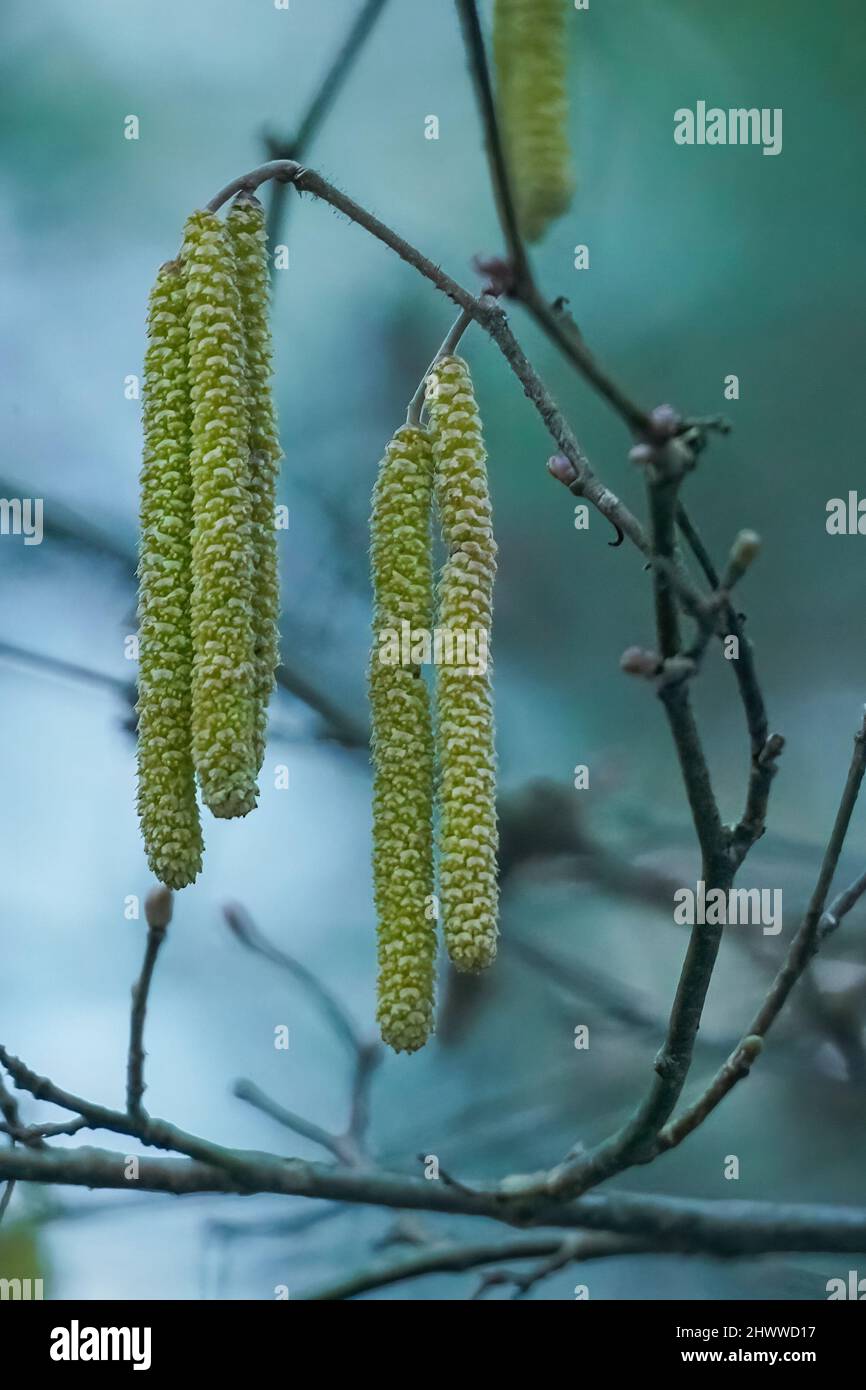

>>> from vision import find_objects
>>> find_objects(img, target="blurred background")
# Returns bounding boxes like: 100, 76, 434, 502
2, 0, 865, 1299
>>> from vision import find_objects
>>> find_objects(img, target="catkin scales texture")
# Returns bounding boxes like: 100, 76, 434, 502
183, 209, 258, 819
226, 196, 282, 776
136, 262, 203, 889
370, 426, 437, 1052
494, 0, 574, 243
427, 357, 499, 972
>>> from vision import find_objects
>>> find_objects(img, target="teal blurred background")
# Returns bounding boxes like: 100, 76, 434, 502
2, 0, 865, 1299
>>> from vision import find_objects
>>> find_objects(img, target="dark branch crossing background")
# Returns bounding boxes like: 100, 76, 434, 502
2, 0, 866, 1304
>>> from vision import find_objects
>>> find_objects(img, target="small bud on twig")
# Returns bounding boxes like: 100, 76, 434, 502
628, 442, 656, 469
145, 886, 173, 933
757, 732, 786, 767
547, 453, 579, 488
728, 529, 762, 582
737, 1035, 764, 1066
649, 403, 681, 439
472, 254, 515, 298
620, 646, 661, 677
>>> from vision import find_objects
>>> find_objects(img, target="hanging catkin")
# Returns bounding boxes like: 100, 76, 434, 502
182, 209, 258, 819
427, 356, 499, 972
493, 0, 574, 244
225, 194, 281, 775
136, 262, 204, 889
370, 425, 437, 1052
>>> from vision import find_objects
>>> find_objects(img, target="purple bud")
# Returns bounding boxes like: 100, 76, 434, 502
547, 454, 579, 486
629, 443, 655, 467
620, 646, 660, 676
650, 403, 681, 438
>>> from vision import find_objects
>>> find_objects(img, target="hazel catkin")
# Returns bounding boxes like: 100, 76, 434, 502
426, 356, 499, 972
226, 194, 282, 776
182, 208, 259, 819
369, 425, 437, 1052
493, 0, 574, 244
136, 261, 204, 889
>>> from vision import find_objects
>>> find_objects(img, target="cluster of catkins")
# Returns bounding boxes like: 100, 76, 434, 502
494, 0, 574, 243
370, 357, 498, 1053
137, 194, 281, 890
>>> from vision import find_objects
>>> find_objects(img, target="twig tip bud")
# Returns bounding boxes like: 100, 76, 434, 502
730, 529, 762, 570
145, 886, 173, 933
649, 403, 681, 438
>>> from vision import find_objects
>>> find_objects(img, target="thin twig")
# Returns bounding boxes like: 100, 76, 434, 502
346, 1041, 381, 1155
0, 1180, 15, 1227
222, 903, 365, 1056
453, 0, 528, 289
406, 308, 474, 426
300, 1231, 646, 1300
233, 1079, 348, 1162
454, 0, 782, 852
204, 160, 652, 565
263, 0, 390, 269
473, 1232, 647, 1299
127, 890, 172, 1118
2, 1120, 866, 1259
453, 0, 653, 436
0, 640, 135, 704
658, 710, 866, 1152
540, 449, 732, 1202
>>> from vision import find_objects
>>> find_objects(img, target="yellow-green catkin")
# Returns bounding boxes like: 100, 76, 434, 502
493, 0, 574, 243
182, 209, 258, 819
427, 357, 499, 972
136, 261, 204, 889
226, 194, 282, 775
370, 425, 437, 1052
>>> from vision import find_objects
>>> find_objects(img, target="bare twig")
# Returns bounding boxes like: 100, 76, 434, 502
225, 905, 381, 1167
537, 447, 733, 1202
0, 1075, 24, 1140
452, 0, 783, 861
274, 662, 368, 749
301, 1231, 646, 1300
2, 1120, 866, 1261
222, 903, 365, 1057
0, 639, 135, 705
472, 1232, 647, 1300
453, 0, 652, 436
0, 1180, 15, 1227
263, 0, 390, 266
233, 1079, 349, 1163
204, 160, 651, 564
659, 711, 866, 1152
1, 1117, 88, 1143
127, 889, 172, 1118
406, 308, 474, 426
452, 0, 528, 290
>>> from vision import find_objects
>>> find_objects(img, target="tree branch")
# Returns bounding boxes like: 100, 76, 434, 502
263, 0, 390, 266
301, 1231, 646, 1300
452, 0, 653, 436
1, 1129, 866, 1260
658, 710, 866, 1152
127, 888, 172, 1118
205, 161, 654, 566
451, 0, 783, 856
540, 446, 732, 1201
